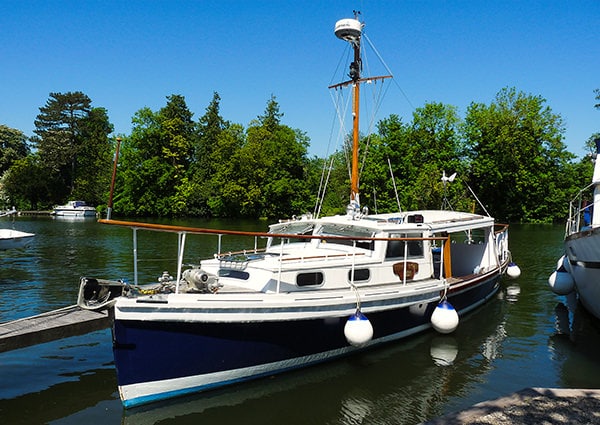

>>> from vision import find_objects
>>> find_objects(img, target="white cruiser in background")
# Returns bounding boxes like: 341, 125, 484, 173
53, 200, 97, 218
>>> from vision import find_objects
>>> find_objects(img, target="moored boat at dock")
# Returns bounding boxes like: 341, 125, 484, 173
78, 13, 518, 408
53, 200, 97, 218
549, 138, 600, 320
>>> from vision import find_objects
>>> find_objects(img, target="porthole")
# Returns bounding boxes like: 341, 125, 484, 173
348, 268, 370, 282
297, 272, 324, 286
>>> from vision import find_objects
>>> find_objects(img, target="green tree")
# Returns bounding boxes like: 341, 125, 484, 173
188, 92, 230, 216
206, 123, 247, 217
73, 107, 114, 206
361, 115, 408, 213
0, 125, 30, 177
405, 102, 466, 211
464, 87, 571, 222
116, 95, 196, 216
362, 103, 466, 214
32, 92, 92, 199
2, 155, 59, 210
312, 150, 351, 216
236, 96, 311, 218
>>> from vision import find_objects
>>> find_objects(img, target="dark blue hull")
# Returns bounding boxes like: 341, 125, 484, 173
113, 275, 500, 407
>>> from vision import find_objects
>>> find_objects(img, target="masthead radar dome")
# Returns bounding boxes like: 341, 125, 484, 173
335, 19, 362, 42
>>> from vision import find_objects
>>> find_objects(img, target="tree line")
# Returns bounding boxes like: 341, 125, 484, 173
0, 88, 599, 223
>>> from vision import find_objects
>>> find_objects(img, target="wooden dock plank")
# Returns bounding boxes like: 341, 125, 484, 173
0, 305, 112, 353
17, 210, 54, 216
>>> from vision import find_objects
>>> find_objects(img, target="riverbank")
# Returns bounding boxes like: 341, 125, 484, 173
424, 387, 600, 424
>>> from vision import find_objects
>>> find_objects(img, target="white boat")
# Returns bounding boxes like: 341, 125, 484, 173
549, 138, 600, 320
78, 14, 517, 408
0, 228, 35, 250
0, 207, 17, 218
53, 200, 97, 217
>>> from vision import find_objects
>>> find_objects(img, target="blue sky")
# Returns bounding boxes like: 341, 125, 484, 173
1, 1, 598, 158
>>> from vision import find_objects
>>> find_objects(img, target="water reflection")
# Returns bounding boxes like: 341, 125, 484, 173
549, 293, 600, 389
505, 283, 521, 302
429, 336, 458, 366
0, 329, 117, 425
3, 220, 600, 424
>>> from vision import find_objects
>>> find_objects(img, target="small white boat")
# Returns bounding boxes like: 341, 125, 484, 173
0, 208, 17, 218
53, 201, 97, 218
549, 137, 600, 320
0, 228, 35, 250
78, 13, 517, 408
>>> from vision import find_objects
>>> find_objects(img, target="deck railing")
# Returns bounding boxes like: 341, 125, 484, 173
565, 183, 594, 237
98, 219, 509, 293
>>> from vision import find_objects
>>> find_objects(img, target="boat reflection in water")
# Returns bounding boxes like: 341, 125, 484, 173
550, 293, 600, 389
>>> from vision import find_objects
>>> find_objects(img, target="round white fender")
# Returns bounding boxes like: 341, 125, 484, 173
548, 270, 574, 295
506, 262, 521, 279
431, 300, 459, 334
548, 255, 574, 295
344, 311, 373, 347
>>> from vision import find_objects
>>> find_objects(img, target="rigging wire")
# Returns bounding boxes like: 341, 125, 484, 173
317, 17, 416, 214
364, 33, 415, 111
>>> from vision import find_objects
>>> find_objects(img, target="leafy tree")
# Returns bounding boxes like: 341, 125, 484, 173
0, 125, 30, 177
116, 95, 196, 216
159, 94, 196, 215
464, 87, 571, 222
188, 92, 230, 216
361, 103, 466, 214
2, 154, 60, 210
32, 92, 92, 198
312, 150, 352, 216
73, 107, 114, 205
360, 116, 408, 213
206, 123, 246, 217
236, 96, 311, 218
405, 102, 466, 210
584, 133, 600, 153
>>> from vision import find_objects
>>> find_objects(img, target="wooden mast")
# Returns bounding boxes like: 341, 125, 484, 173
350, 35, 360, 204
331, 14, 392, 213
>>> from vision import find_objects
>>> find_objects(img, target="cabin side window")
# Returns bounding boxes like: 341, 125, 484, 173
348, 268, 370, 282
218, 269, 250, 280
385, 233, 424, 259
297, 272, 324, 287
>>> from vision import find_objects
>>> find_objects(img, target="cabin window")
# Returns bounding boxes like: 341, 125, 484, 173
386, 234, 424, 259
348, 268, 370, 282
317, 224, 375, 251
297, 272, 324, 286
323, 239, 374, 250
218, 269, 250, 280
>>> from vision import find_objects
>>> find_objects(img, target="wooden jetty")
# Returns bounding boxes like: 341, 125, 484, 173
18, 210, 54, 216
0, 305, 112, 353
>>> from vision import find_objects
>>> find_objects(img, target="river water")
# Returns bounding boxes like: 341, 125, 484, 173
1, 217, 599, 424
